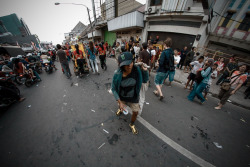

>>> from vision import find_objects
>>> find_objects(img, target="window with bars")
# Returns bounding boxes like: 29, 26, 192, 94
238, 14, 250, 31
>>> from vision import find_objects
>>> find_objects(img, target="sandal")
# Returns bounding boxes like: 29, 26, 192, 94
19, 97, 26, 102
159, 96, 164, 101
116, 109, 122, 116
153, 90, 159, 96
129, 123, 138, 135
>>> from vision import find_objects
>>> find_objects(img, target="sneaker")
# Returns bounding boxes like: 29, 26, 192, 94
159, 96, 164, 101
129, 123, 138, 134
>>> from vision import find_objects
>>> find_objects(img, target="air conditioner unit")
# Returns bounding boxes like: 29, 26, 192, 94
147, 6, 156, 14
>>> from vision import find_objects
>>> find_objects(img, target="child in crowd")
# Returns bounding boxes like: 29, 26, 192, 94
204, 63, 218, 100
185, 56, 204, 90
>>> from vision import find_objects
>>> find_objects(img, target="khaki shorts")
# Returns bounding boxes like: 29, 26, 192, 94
121, 101, 140, 113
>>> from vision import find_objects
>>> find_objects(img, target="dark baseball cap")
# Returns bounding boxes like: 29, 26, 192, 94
118, 52, 133, 67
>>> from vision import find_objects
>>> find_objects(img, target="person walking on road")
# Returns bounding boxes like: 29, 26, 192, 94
183, 47, 196, 73
185, 56, 204, 90
177, 46, 188, 69
216, 57, 238, 85
115, 42, 122, 61
153, 38, 174, 101
187, 58, 214, 104
215, 64, 248, 110
87, 41, 99, 75
56, 44, 72, 78
111, 52, 149, 134
164, 48, 180, 87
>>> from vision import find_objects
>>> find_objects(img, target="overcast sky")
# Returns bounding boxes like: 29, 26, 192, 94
0, 0, 146, 45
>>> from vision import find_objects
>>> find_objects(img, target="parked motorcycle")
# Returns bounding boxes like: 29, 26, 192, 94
0, 72, 20, 108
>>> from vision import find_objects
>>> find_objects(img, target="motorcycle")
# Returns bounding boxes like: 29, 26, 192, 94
34, 62, 43, 74
43, 59, 53, 74
0, 72, 20, 108
17, 70, 39, 87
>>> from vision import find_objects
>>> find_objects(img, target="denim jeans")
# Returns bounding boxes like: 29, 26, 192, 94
90, 59, 98, 73
187, 82, 207, 103
61, 61, 71, 78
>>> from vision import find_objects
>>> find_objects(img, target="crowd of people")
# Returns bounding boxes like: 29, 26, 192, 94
1, 36, 249, 134
109, 37, 249, 134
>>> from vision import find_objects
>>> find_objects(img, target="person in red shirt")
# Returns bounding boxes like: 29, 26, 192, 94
98, 44, 107, 70
73, 44, 84, 74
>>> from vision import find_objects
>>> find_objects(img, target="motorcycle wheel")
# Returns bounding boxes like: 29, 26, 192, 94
8, 83, 20, 96
15, 76, 23, 85
25, 79, 32, 87
37, 68, 42, 74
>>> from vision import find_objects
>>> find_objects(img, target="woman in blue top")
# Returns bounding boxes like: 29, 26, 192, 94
87, 41, 99, 75
187, 58, 214, 104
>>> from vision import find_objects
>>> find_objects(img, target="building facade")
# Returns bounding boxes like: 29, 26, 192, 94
0, 13, 39, 47
142, 0, 206, 50
205, 0, 250, 61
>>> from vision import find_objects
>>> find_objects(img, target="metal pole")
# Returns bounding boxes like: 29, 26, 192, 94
91, 0, 97, 23
87, 7, 95, 43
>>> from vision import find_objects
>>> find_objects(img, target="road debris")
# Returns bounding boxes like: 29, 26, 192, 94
103, 129, 109, 134
240, 118, 247, 123
101, 123, 104, 126
27, 105, 31, 108
146, 102, 149, 105
91, 109, 95, 112
213, 142, 223, 149
227, 99, 232, 103
98, 143, 105, 149
74, 83, 78, 86
63, 103, 67, 106
108, 89, 113, 94
36, 84, 39, 87
191, 116, 199, 121
63, 95, 66, 98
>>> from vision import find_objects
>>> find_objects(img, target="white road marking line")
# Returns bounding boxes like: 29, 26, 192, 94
137, 116, 216, 167
110, 107, 215, 167
98, 143, 105, 149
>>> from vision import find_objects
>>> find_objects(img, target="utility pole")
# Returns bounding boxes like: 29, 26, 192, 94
87, 7, 95, 42
91, 0, 97, 23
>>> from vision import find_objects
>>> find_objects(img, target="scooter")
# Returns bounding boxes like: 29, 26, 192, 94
43, 59, 53, 74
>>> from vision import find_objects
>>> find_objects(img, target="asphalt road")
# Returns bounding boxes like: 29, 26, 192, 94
0, 58, 249, 167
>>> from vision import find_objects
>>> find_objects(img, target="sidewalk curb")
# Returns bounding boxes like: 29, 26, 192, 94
150, 71, 250, 110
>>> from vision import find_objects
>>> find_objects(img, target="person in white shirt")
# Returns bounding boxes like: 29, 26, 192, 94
164, 48, 180, 86
150, 46, 156, 70
185, 56, 204, 90
134, 43, 140, 62
203, 63, 218, 100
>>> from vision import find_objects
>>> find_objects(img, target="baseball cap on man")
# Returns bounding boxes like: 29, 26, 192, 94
118, 52, 133, 67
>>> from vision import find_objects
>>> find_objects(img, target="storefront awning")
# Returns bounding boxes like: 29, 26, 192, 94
107, 11, 144, 32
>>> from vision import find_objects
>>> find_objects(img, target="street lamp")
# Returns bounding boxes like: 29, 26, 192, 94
55, 2, 95, 42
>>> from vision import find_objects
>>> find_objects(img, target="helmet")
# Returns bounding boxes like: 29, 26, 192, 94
17, 55, 23, 58
10, 57, 15, 62
27, 53, 32, 57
